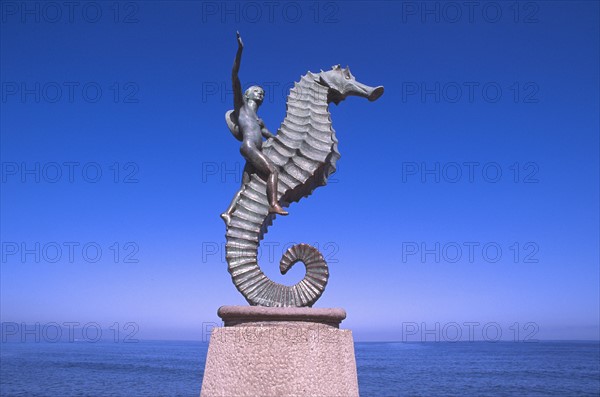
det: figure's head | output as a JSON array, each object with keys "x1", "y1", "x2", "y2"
[
  {"x1": 244, "y1": 85, "x2": 265, "y2": 105},
  {"x1": 317, "y1": 65, "x2": 384, "y2": 105}
]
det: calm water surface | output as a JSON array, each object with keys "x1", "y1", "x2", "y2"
[{"x1": 1, "y1": 341, "x2": 598, "y2": 396}]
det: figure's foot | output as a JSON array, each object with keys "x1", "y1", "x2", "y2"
[
  {"x1": 221, "y1": 212, "x2": 231, "y2": 225},
  {"x1": 269, "y1": 204, "x2": 288, "y2": 216}
]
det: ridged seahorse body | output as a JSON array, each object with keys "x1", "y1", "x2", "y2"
[{"x1": 225, "y1": 72, "x2": 339, "y2": 307}]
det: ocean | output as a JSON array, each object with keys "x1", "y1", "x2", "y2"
[{"x1": 1, "y1": 341, "x2": 598, "y2": 396}]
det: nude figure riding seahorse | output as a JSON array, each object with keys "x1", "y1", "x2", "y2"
[
  {"x1": 221, "y1": 32, "x2": 288, "y2": 224},
  {"x1": 222, "y1": 32, "x2": 383, "y2": 307}
]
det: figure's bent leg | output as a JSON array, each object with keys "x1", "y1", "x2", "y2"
[
  {"x1": 240, "y1": 143, "x2": 288, "y2": 216},
  {"x1": 266, "y1": 171, "x2": 287, "y2": 215},
  {"x1": 221, "y1": 189, "x2": 243, "y2": 225},
  {"x1": 221, "y1": 163, "x2": 255, "y2": 225}
]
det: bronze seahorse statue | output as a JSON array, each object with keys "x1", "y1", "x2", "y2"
[{"x1": 222, "y1": 34, "x2": 384, "y2": 307}]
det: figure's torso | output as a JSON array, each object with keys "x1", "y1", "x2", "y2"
[{"x1": 238, "y1": 106, "x2": 262, "y2": 146}]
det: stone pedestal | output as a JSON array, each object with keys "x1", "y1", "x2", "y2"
[{"x1": 200, "y1": 306, "x2": 359, "y2": 397}]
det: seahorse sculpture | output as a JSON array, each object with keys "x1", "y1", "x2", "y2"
[{"x1": 224, "y1": 55, "x2": 383, "y2": 307}]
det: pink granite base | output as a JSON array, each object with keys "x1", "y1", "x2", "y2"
[{"x1": 200, "y1": 306, "x2": 359, "y2": 397}]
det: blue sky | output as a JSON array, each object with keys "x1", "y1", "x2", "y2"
[{"x1": 1, "y1": 1, "x2": 598, "y2": 342}]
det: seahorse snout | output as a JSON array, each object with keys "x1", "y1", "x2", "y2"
[{"x1": 368, "y1": 85, "x2": 384, "y2": 101}]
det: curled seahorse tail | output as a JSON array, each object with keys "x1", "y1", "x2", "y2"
[
  {"x1": 225, "y1": 180, "x2": 329, "y2": 307},
  {"x1": 280, "y1": 243, "x2": 329, "y2": 306}
]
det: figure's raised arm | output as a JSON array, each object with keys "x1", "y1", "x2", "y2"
[{"x1": 232, "y1": 31, "x2": 244, "y2": 112}]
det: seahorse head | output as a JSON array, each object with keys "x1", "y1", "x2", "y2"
[{"x1": 316, "y1": 64, "x2": 384, "y2": 105}]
